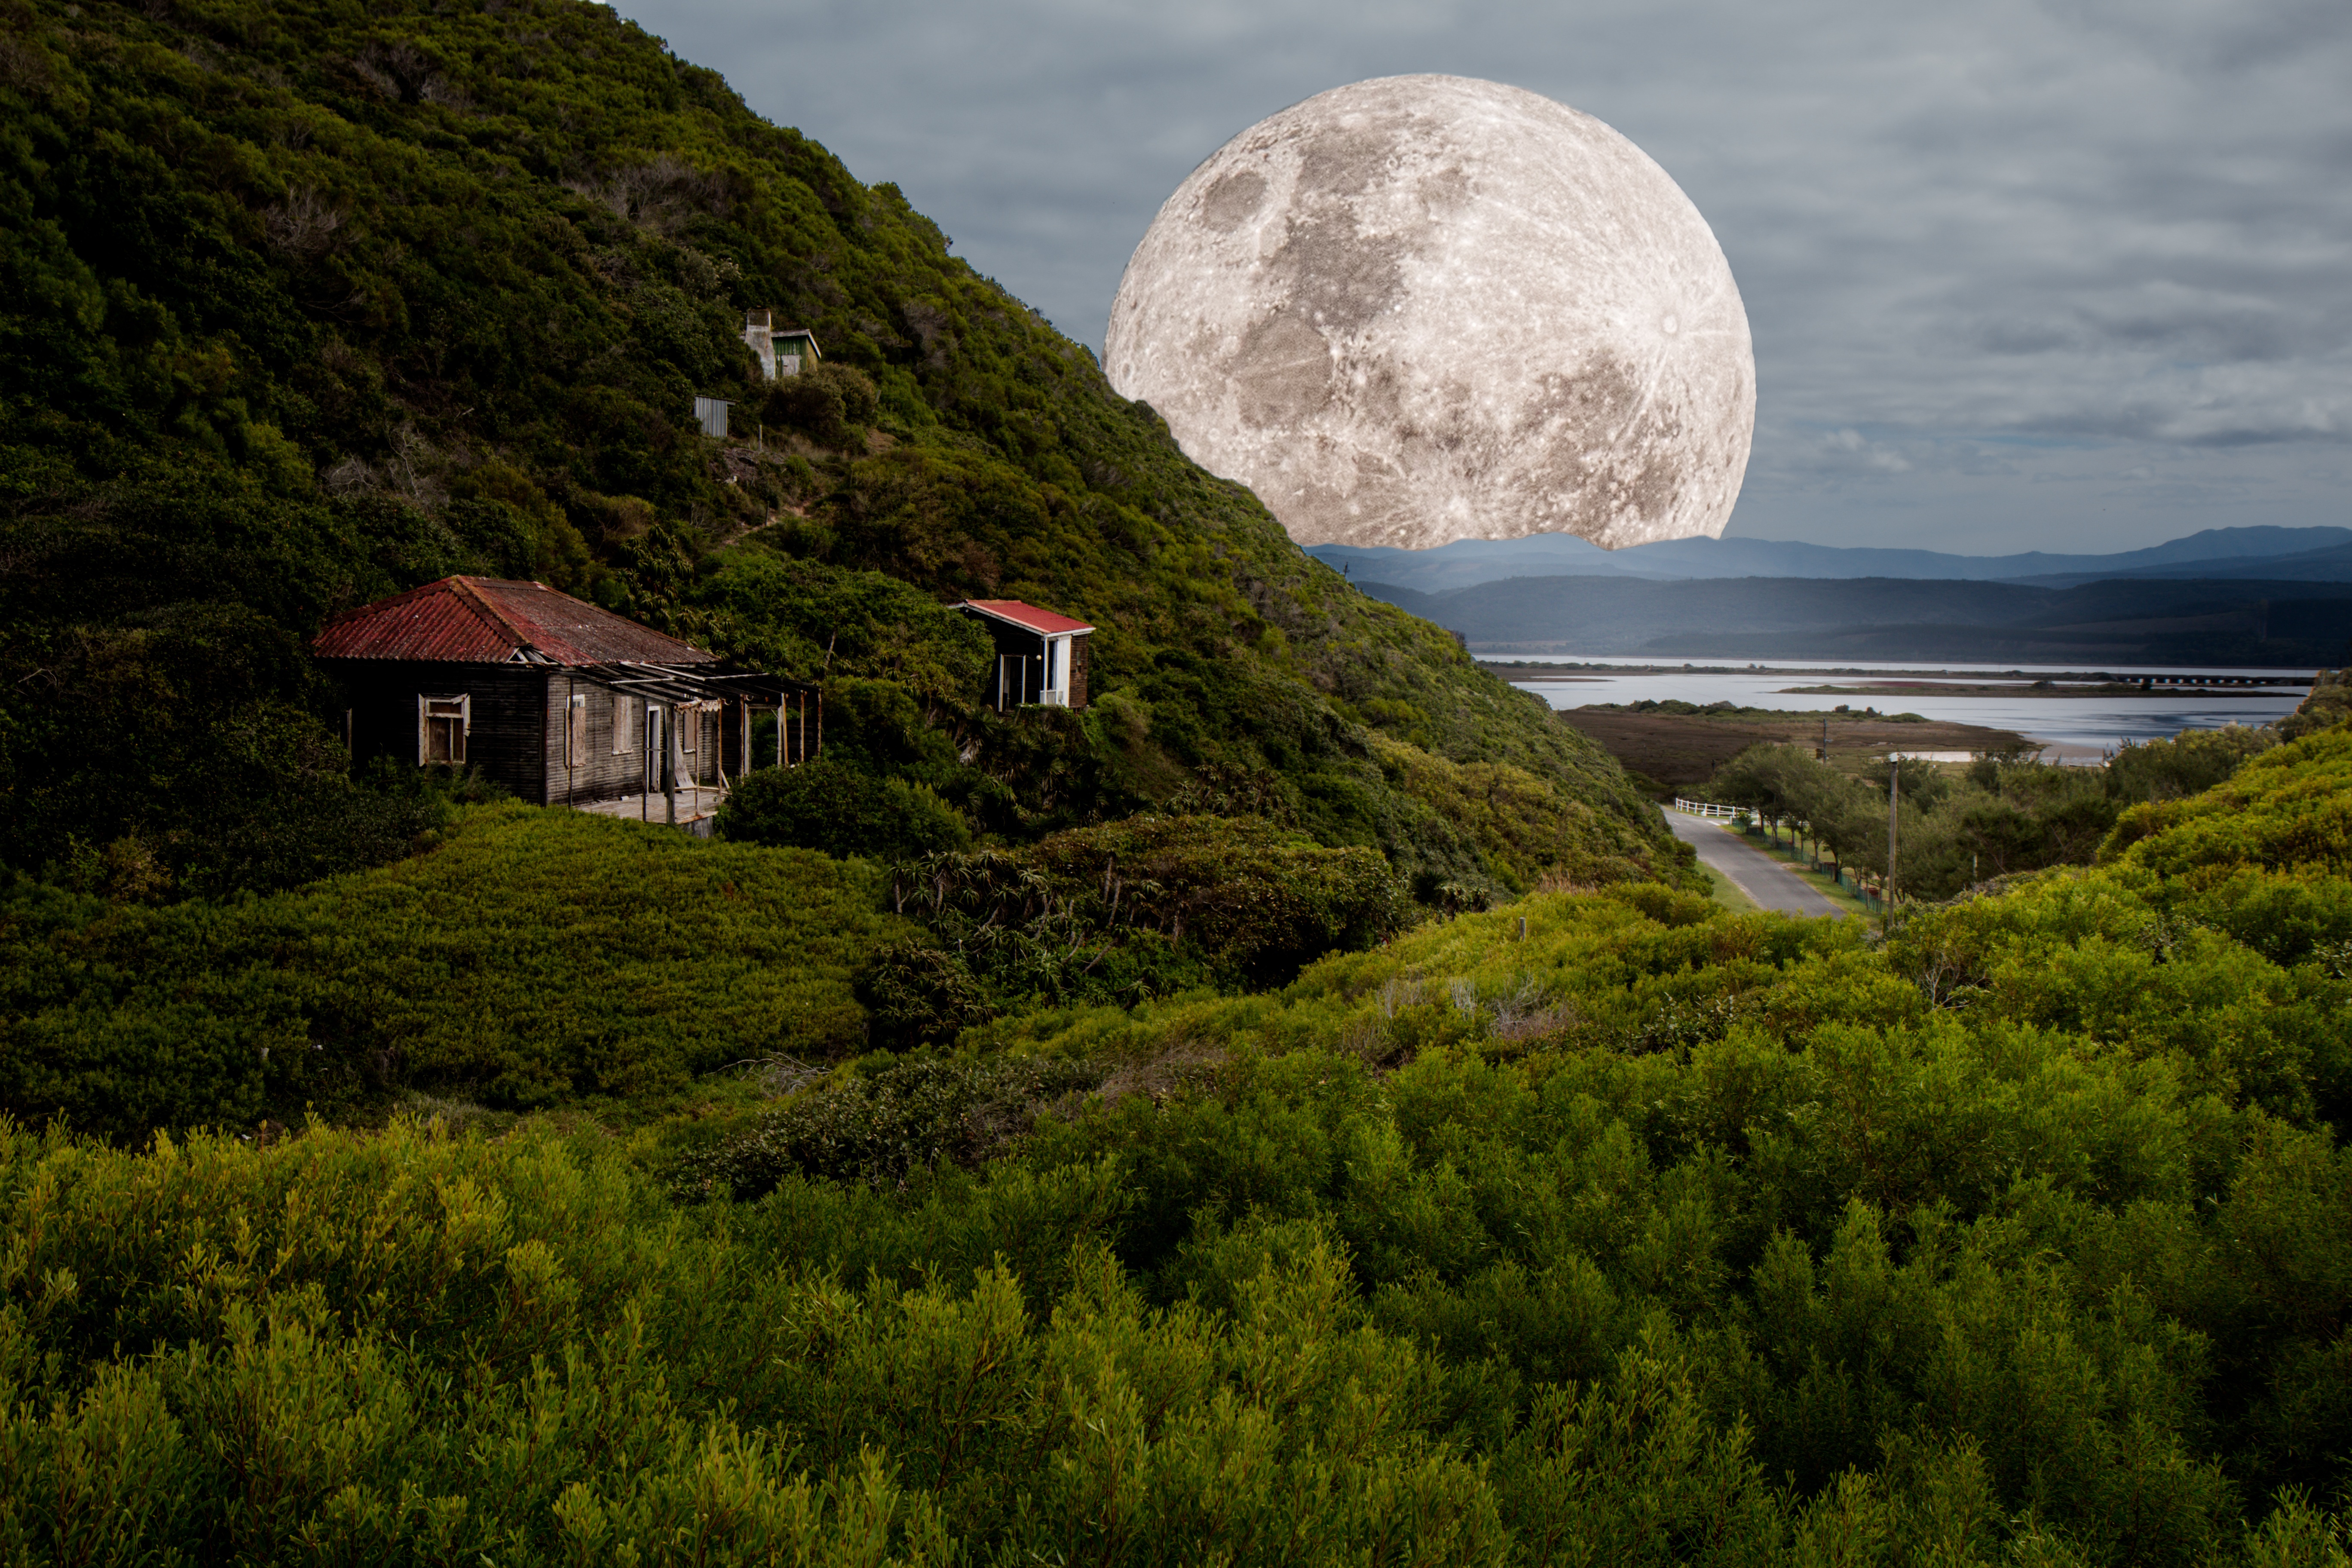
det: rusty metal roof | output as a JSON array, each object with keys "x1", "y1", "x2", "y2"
[
  {"x1": 312, "y1": 578, "x2": 719, "y2": 667},
  {"x1": 956, "y1": 599, "x2": 1095, "y2": 636}
]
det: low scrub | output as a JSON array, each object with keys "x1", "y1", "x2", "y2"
[
  {"x1": 11, "y1": 733, "x2": 2352, "y2": 1558},
  {"x1": 0, "y1": 803, "x2": 906, "y2": 1137},
  {"x1": 862, "y1": 815, "x2": 1411, "y2": 1044}
]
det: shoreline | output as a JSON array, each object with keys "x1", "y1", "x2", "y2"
[{"x1": 1480, "y1": 659, "x2": 2311, "y2": 694}]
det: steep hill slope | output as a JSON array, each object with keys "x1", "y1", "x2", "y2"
[{"x1": 0, "y1": 0, "x2": 1675, "y2": 898}]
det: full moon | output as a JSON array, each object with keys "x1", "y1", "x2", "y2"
[{"x1": 1105, "y1": 75, "x2": 1754, "y2": 551}]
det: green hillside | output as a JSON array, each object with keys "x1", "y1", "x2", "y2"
[
  {"x1": 0, "y1": 0, "x2": 1673, "y2": 901},
  {"x1": 6, "y1": 708, "x2": 2352, "y2": 1563}
]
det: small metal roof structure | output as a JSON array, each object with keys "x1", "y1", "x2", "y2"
[
  {"x1": 314, "y1": 577, "x2": 719, "y2": 668},
  {"x1": 742, "y1": 309, "x2": 821, "y2": 379},
  {"x1": 955, "y1": 599, "x2": 1095, "y2": 637}
]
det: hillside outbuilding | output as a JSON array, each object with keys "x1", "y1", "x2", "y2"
[
  {"x1": 742, "y1": 309, "x2": 820, "y2": 380},
  {"x1": 312, "y1": 576, "x2": 815, "y2": 828},
  {"x1": 955, "y1": 599, "x2": 1094, "y2": 710}
]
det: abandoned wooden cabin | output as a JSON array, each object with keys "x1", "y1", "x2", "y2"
[
  {"x1": 312, "y1": 576, "x2": 817, "y2": 830},
  {"x1": 955, "y1": 600, "x2": 1094, "y2": 711}
]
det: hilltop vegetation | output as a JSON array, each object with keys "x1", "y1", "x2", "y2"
[
  {"x1": 0, "y1": 804, "x2": 907, "y2": 1139},
  {"x1": 0, "y1": 0, "x2": 1672, "y2": 903},
  {"x1": 8, "y1": 716, "x2": 2352, "y2": 1562}
]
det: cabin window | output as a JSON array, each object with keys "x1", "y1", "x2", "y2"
[
  {"x1": 567, "y1": 694, "x2": 588, "y2": 766},
  {"x1": 612, "y1": 691, "x2": 631, "y2": 753},
  {"x1": 419, "y1": 694, "x2": 469, "y2": 765},
  {"x1": 680, "y1": 707, "x2": 698, "y2": 753}
]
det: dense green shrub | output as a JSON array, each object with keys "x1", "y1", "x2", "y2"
[
  {"x1": 717, "y1": 755, "x2": 973, "y2": 861},
  {"x1": 2102, "y1": 725, "x2": 2277, "y2": 802},
  {"x1": 0, "y1": 803, "x2": 907, "y2": 1136},
  {"x1": 9, "y1": 726, "x2": 2352, "y2": 1559},
  {"x1": 2280, "y1": 668, "x2": 2351, "y2": 739},
  {"x1": 692, "y1": 556, "x2": 992, "y2": 710},
  {"x1": 681, "y1": 1054, "x2": 1108, "y2": 1198},
  {"x1": 760, "y1": 361, "x2": 880, "y2": 444},
  {"x1": 869, "y1": 814, "x2": 1409, "y2": 1032},
  {"x1": 2102, "y1": 722, "x2": 2352, "y2": 873}
]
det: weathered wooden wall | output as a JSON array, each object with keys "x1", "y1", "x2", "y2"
[
  {"x1": 541, "y1": 674, "x2": 659, "y2": 806},
  {"x1": 327, "y1": 664, "x2": 819, "y2": 809},
  {"x1": 329, "y1": 662, "x2": 550, "y2": 801}
]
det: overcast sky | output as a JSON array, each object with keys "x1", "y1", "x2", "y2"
[{"x1": 614, "y1": 0, "x2": 2350, "y2": 556}]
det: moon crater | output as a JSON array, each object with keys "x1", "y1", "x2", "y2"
[{"x1": 1106, "y1": 75, "x2": 1755, "y2": 551}]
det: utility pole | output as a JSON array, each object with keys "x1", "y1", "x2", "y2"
[{"x1": 1886, "y1": 758, "x2": 1900, "y2": 921}]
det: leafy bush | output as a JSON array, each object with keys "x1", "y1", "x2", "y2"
[
  {"x1": 717, "y1": 754, "x2": 972, "y2": 861},
  {"x1": 2104, "y1": 723, "x2": 2279, "y2": 802},
  {"x1": 9, "y1": 730, "x2": 2352, "y2": 1558},
  {"x1": 873, "y1": 815, "x2": 1410, "y2": 1029},
  {"x1": 0, "y1": 803, "x2": 907, "y2": 1136},
  {"x1": 2103, "y1": 722, "x2": 2352, "y2": 876},
  {"x1": 681, "y1": 1054, "x2": 1107, "y2": 1197},
  {"x1": 2279, "y1": 667, "x2": 2352, "y2": 739},
  {"x1": 692, "y1": 554, "x2": 992, "y2": 709},
  {"x1": 858, "y1": 940, "x2": 999, "y2": 1047},
  {"x1": 1, "y1": 603, "x2": 452, "y2": 898},
  {"x1": 760, "y1": 361, "x2": 880, "y2": 444}
]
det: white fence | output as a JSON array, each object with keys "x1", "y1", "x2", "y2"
[{"x1": 1672, "y1": 798, "x2": 1746, "y2": 819}]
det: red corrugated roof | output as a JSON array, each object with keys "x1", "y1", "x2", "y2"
[
  {"x1": 312, "y1": 578, "x2": 718, "y2": 666},
  {"x1": 956, "y1": 599, "x2": 1095, "y2": 636}
]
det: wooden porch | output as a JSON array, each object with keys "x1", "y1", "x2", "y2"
[{"x1": 576, "y1": 785, "x2": 729, "y2": 834}]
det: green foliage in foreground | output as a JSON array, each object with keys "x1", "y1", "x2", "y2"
[
  {"x1": 863, "y1": 815, "x2": 1412, "y2": 1041},
  {"x1": 12, "y1": 732, "x2": 2346, "y2": 1560},
  {"x1": 2281, "y1": 668, "x2": 2352, "y2": 741},
  {"x1": 0, "y1": 804, "x2": 906, "y2": 1137},
  {"x1": 719, "y1": 755, "x2": 975, "y2": 864}
]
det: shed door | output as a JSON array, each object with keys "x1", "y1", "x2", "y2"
[{"x1": 643, "y1": 704, "x2": 668, "y2": 793}]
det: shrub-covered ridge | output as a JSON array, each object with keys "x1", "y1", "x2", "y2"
[{"x1": 9, "y1": 726, "x2": 2352, "y2": 1561}]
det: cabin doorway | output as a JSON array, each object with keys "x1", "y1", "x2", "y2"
[{"x1": 643, "y1": 703, "x2": 668, "y2": 794}]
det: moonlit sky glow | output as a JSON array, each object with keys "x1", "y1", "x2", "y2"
[{"x1": 613, "y1": 0, "x2": 2352, "y2": 555}]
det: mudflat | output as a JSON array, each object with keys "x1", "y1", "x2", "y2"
[{"x1": 1548, "y1": 706, "x2": 2028, "y2": 795}]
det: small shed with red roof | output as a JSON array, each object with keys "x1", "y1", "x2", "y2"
[
  {"x1": 954, "y1": 599, "x2": 1094, "y2": 711},
  {"x1": 313, "y1": 576, "x2": 813, "y2": 821}
]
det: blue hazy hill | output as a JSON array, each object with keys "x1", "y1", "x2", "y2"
[{"x1": 1310, "y1": 525, "x2": 2352, "y2": 594}]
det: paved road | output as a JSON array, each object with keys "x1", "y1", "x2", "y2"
[{"x1": 1665, "y1": 811, "x2": 1848, "y2": 919}]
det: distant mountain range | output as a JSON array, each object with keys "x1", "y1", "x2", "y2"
[
  {"x1": 1352, "y1": 573, "x2": 2352, "y2": 668},
  {"x1": 1309, "y1": 525, "x2": 2352, "y2": 595}
]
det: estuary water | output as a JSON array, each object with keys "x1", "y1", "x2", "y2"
[{"x1": 1498, "y1": 657, "x2": 2312, "y2": 757}]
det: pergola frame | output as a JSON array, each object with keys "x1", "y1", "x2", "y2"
[{"x1": 577, "y1": 662, "x2": 820, "y2": 781}]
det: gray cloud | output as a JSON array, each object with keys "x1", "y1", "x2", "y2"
[{"x1": 615, "y1": 0, "x2": 2352, "y2": 554}]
